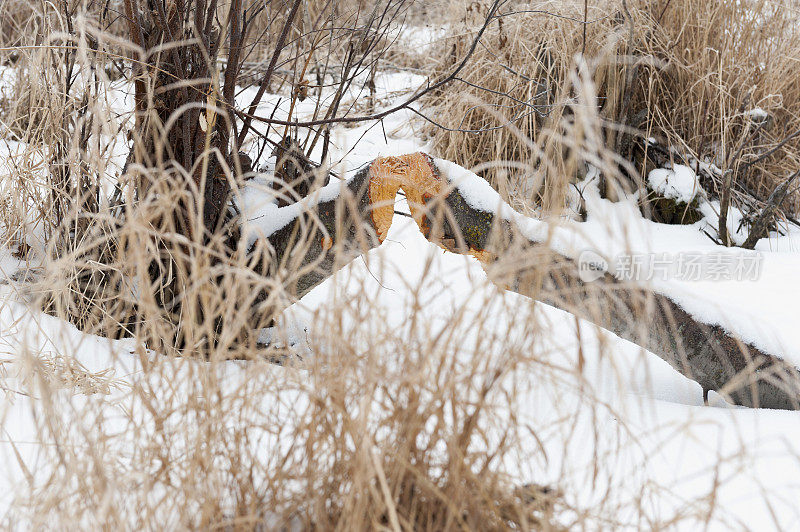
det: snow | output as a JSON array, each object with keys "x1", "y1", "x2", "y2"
[
  {"x1": 433, "y1": 158, "x2": 800, "y2": 369},
  {"x1": 2, "y1": 63, "x2": 800, "y2": 529},
  {"x1": 397, "y1": 25, "x2": 450, "y2": 53},
  {"x1": 434, "y1": 157, "x2": 515, "y2": 218},
  {"x1": 4, "y1": 212, "x2": 800, "y2": 528},
  {"x1": 698, "y1": 199, "x2": 749, "y2": 246},
  {"x1": 647, "y1": 164, "x2": 700, "y2": 203},
  {"x1": 746, "y1": 107, "x2": 770, "y2": 121},
  {"x1": 230, "y1": 213, "x2": 800, "y2": 528}
]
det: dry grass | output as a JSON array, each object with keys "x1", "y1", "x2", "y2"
[
  {"x1": 0, "y1": 0, "x2": 796, "y2": 530},
  {"x1": 3, "y1": 288, "x2": 574, "y2": 529},
  {"x1": 0, "y1": 3, "x2": 572, "y2": 529},
  {"x1": 422, "y1": 0, "x2": 800, "y2": 214}
]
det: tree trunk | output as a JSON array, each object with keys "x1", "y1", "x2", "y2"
[
  {"x1": 117, "y1": 0, "x2": 250, "y2": 346},
  {"x1": 250, "y1": 153, "x2": 800, "y2": 409},
  {"x1": 123, "y1": 0, "x2": 235, "y2": 233}
]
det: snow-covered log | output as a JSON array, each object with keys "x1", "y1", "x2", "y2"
[
  {"x1": 246, "y1": 162, "x2": 382, "y2": 300},
  {"x1": 245, "y1": 153, "x2": 800, "y2": 409}
]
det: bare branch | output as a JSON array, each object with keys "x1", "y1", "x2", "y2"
[{"x1": 741, "y1": 169, "x2": 800, "y2": 249}]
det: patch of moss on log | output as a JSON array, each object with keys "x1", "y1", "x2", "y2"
[{"x1": 643, "y1": 190, "x2": 703, "y2": 225}]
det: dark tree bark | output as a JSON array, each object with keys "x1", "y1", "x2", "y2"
[
  {"x1": 123, "y1": 0, "x2": 240, "y2": 235},
  {"x1": 115, "y1": 0, "x2": 261, "y2": 344},
  {"x1": 249, "y1": 165, "x2": 381, "y2": 301}
]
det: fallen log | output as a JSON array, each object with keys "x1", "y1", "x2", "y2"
[{"x1": 246, "y1": 153, "x2": 800, "y2": 409}]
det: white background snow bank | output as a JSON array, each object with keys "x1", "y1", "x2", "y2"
[{"x1": 3, "y1": 212, "x2": 800, "y2": 529}]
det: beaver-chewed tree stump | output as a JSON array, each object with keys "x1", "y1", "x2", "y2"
[{"x1": 248, "y1": 152, "x2": 800, "y2": 410}]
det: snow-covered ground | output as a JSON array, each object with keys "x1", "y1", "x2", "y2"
[
  {"x1": 3, "y1": 203, "x2": 800, "y2": 528},
  {"x1": 2, "y1": 66, "x2": 800, "y2": 528}
]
